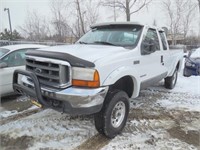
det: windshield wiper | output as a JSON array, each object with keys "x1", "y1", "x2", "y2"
[
  {"x1": 78, "y1": 41, "x2": 89, "y2": 44},
  {"x1": 93, "y1": 41, "x2": 117, "y2": 46}
]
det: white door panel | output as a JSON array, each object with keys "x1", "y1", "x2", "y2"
[
  {"x1": 0, "y1": 66, "x2": 25, "y2": 95},
  {"x1": 139, "y1": 28, "x2": 167, "y2": 83},
  {"x1": 139, "y1": 51, "x2": 166, "y2": 82}
]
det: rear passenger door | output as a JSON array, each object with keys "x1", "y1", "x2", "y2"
[
  {"x1": 139, "y1": 28, "x2": 167, "y2": 89},
  {"x1": 159, "y1": 31, "x2": 171, "y2": 72}
]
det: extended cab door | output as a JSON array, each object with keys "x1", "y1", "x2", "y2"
[
  {"x1": 158, "y1": 31, "x2": 172, "y2": 73},
  {"x1": 139, "y1": 28, "x2": 167, "y2": 89}
]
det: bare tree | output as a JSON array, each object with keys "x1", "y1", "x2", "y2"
[
  {"x1": 75, "y1": 0, "x2": 86, "y2": 34},
  {"x1": 69, "y1": 0, "x2": 101, "y2": 39},
  {"x1": 50, "y1": 0, "x2": 71, "y2": 42},
  {"x1": 197, "y1": 0, "x2": 200, "y2": 38},
  {"x1": 102, "y1": 0, "x2": 152, "y2": 21},
  {"x1": 162, "y1": 0, "x2": 197, "y2": 45},
  {"x1": 50, "y1": 0, "x2": 100, "y2": 41},
  {"x1": 19, "y1": 11, "x2": 51, "y2": 41},
  {"x1": 85, "y1": 0, "x2": 100, "y2": 26},
  {"x1": 197, "y1": 0, "x2": 200, "y2": 13},
  {"x1": 162, "y1": 0, "x2": 177, "y2": 45},
  {"x1": 182, "y1": 0, "x2": 197, "y2": 39}
]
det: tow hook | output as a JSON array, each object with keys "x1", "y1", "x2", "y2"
[{"x1": 52, "y1": 100, "x2": 60, "y2": 107}]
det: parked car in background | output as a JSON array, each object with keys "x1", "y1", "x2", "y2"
[
  {"x1": 0, "y1": 44, "x2": 47, "y2": 97},
  {"x1": 183, "y1": 47, "x2": 200, "y2": 77}
]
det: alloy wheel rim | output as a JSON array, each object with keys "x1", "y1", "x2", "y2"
[{"x1": 111, "y1": 101, "x2": 126, "y2": 128}]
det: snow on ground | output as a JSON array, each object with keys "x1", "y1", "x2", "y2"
[
  {"x1": 0, "y1": 95, "x2": 33, "y2": 119},
  {"x1": 102, "y1": 73, "x2": 200, "y2": 150},
  {"x1": 0, "y1": 105, "x2": 38, "y2": 119},
  {"x1": 0, "y1": 72, "x2": 200, "y2": 150},
  {"x1": 159, "y1": 74, "x2": 200, "y2": 112},
  {"x1": 173, "y1": 74, "x2": 200, "y2": 95},
  {"x1": 0, "y1": 109, "x2": 97, "y2": 150},
  {"x1": 0, "y1": 110, "x2": 18, "y2": 118}
]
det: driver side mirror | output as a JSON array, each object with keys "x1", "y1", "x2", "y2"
[{"x1": 0, "y1": 62, "x2": 8, "y2": 68}]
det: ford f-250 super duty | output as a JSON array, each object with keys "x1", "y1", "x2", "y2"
[{"x1": 13, "y1": 22, "x2": 183, "y2": 138}]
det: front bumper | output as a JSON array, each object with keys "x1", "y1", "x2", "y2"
[
  {"x1": 184, "y1": 65, "x2": 200, "y2": 76},
  {"x1": 13, "y1": 69, "x2": 108, "y2": 115}
]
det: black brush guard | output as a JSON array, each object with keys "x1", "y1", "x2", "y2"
[{"x1": 13, "y1": 69, "x2": 49, "y2": 107}]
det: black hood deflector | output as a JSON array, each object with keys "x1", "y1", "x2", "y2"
[{"x1": 26, "y1": 50, "x2": 95, "y2": 68}]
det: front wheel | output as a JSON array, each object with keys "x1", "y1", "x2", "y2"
[
  {"x1": 165, "y1": 68, "x2": 178, "y2": 89},
  {"x1": 94, "y1": 90, "x2": 130, "y2": 138}
]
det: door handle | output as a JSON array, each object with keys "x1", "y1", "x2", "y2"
[{"x1": 161, "y1": 56, "x2": 164, "y2": 65}]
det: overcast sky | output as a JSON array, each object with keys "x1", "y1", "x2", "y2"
[
  {"x1": 1, "y1": 0, "x2": 50, "y2": 32},
  {"x1": 0, "y1": 0, "x2": 199, "y2": 35}
]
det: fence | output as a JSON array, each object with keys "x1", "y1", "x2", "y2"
[{"x1": 0, "y1": 40, "x2": 67, "y2": 47}]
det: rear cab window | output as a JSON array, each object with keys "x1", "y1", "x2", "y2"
[{"x1": 159, "y1": 31, "x2": 168, "y2": 50}]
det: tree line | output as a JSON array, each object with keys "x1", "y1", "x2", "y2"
[{"x1": 1, "y1": 0, "x2": 200, "y2": 45}]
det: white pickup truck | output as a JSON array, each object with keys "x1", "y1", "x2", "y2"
[{"x1": 13, "y1": 22, "x2": 183, "y2": 138}]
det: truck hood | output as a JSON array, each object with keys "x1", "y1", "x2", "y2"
[{"x1": 39, "y1": 44, "x2": 127, "y2": 63}]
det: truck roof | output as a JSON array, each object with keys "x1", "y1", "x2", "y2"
[{"x1": 91, "y1": 22, "x2": 165, "y2": 32}]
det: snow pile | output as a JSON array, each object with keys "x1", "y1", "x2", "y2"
[
  {"x1": 0, "y1": 109, "x2": 97, "y2": 150},
  {"x1": 174, "y1": 74, "x2": 200, "y2": 95},
  {"x1": 158, "y1": 74, "x2": 200, "y2": 112},
  {"x1": 0, "y1": 110, "x2": 18, "y2": 118},
  {"x1": 0, "y1": 105, "x2": 38, "y2": 119}
]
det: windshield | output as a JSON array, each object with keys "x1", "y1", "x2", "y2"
[
  {"x1": 0, "y1": 48, "x2": 10, "y2": 58},
  {"x1": 77, "y1": 25, "x2": 143, "y2": 48},
  {"x1": 191, "y1": 48, "x2": 200, "y2": 58}
]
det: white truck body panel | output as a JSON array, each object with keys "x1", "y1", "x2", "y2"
[{"x1": 13, "y1": 22, "x2": 183, "y2": 114}]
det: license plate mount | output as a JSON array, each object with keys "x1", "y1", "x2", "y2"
[{"x1": 31, "y1": 100, "x2": 42, "y2": 108}]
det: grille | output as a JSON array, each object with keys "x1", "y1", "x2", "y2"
[{"x1": 26, "y1": 58, "x2": 70, "y2": 88}]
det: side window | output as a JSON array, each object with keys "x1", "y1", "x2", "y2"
[
  {"x1": 159, "y1": 31, "x2": 168, "y2": 50},
  {"x1": 141, "y1": 29, "x2": 160, "y2": 55},
  {"x1": 2, "y1": 49, "x2": 29, "y2": 67}
]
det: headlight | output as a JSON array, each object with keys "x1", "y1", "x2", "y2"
[
  {"x1": 186, "y1": 61, "x2": 196, "y2": 68},
  {"x1": 72, "y1": 67, "x2": 100, "y2": 88}
]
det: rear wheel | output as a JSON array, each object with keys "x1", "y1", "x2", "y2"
[
  {"x1": 165, "y1": 68, "x2": 178, "y2": 89},
  {"x1": 94, "y1": 90, "x2": 129, "y2": 138}
]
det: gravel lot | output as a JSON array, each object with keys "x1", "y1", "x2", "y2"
[{"x1": 0, "y1": 74, "x2": 200, "y2": 150}]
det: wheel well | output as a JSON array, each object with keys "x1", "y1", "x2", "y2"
[
  {"x1": 110, "y1": 76, "x2": 134, "y2": 98},
  {"x1": 176, "y1": 61, "x2": 180, "y2": 70}
]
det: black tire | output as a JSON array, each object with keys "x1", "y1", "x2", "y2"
[
  {"x1": 165, "y1": 68, "x2": 178, "y2": 89},
  {"x1": 94, "y1": 90, "x2": 130, "y2": 138}
]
